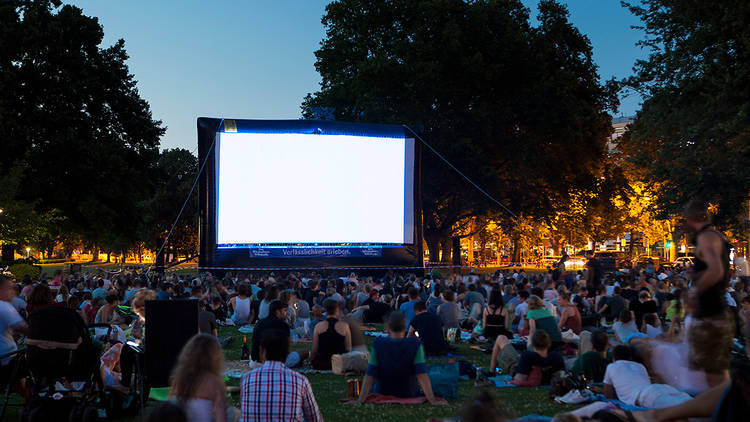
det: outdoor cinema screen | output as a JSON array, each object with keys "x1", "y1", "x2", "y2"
[
  {"x1": 216, "y1": 131, "x2": 414, "y2": 245},
  {"x1": 197, "y1": 118, "x2": 422, "y2": 269}
]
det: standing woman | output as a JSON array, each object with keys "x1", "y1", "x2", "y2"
[{"x1": 169, "y1": 334, "x2": 238, "y2": 422}]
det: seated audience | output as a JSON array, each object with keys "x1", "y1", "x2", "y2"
[
  {"x1": 398, "y1": 287, "x2": 421, "y2": 326},
  {"x1": 557, "y1": 291, "x2": 582, "y2": 335},
  {"x1": 629, "y1": 290, "x2": 658, "y2": 330},
  {"x1": 308, "y1": 305, "x2": 325, "y2": 338},
  {"x1": 357, "y1": 312, "x2": 440, "y2": 403},
  {"x1": 353, "y1": 289, "x2": 391, "y2": 324},
  {"x1": 571, "y1": 330, "x2": 610, "y2": 382},
  {"x1": 228, "y1": 284, "x2": 251, "y2": 325},
  {"x1": 25, "y1": 284, "x2": 59, "y2": 314},
  {"x1": 489, "y1": 331, "x2": 564, "y2": 386},
  {"x1": 0, "y1": 275, "x2": 28, "y2": 388},
  {"x1": 95, "y1": 294, "x2": 124, "y2": 324},
  {"x1": 310, "y1": 300, "x2": 351, "y2": 370},
  {"x1": 483, "y1": 289, "x2": 512, "y2": 341},
  {"x1": 612, "y1": 309, "x2": 644, "y2": 344},
  {"x1": 240, "y1": 329, "x2": 323, "y2": 422},
  {"x1": 251, "y1": 299, "x2": 307, "y2": 368},
  {"x1": 642, "y1": 313, "x2": 663, "y2": 338},
  {"x1": 603, "y1": 345, "x2": 692, "y2": 409},
  {"x1": 611, "y1": 322, "x2": 750, "y2": 421},
  {"x1": 408, "y1": 301, "x2": 449, "y2": 356},
  {"x1": 169, "y1": 334, "x2": 238, "y2": 422},
  {"x1": 525, "y1": 295, "x2": 563, "y2": 349},
  {"x1": 437, "y1": 289, "x2": 460, "y2": 332},
  {"x1": 198, "y1": 301, "x2": 218, "y2": 337}
]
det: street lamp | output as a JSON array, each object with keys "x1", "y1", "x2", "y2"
[{"x1": 26, "y1": 247, "x2": 30, "y2": 258}]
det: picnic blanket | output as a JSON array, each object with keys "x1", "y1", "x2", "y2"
[
  {"x1": 339, "y1": 394, "x2": 449, "y2": 404},
  {"x1": 425, "y1": 353, "x2": 464, "y2": 359},
  {"x1": 489, "y1": 374, "x2": 517, "y2": 388},
  {"x1": 509, "y1": 416, "x2": 552, "y2": 422}
]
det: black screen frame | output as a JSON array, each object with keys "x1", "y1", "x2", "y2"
[{"x1": 197, "y1": 118, "x2": 423, "y2": 269}]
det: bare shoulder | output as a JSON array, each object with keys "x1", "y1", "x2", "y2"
[
  {"x1": 335, "y1": 321, "x2": 351, "y2": 335},
  {"x1": 697, "y1": 230, "x2": 723, "y2": 250}
]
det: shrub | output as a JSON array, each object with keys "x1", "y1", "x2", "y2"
[{"x1": 8, "y1": 263, "x2": 42, "y2": 281}]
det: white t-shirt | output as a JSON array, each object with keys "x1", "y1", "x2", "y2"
[
  {"x1": 645, "y1": 324, "x2": 663, "y2": 338},
  {"x1": 515, "y1": 301, "x2": 529, "y2": 328},
  {"x1": 0, "y1": 301, "x2": 23, "y2": 365},
  {"x1": 603, "y1": 360, "x2": 651, "y2": 406}
]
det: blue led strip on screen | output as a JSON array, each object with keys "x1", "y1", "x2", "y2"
[{"x1": 193, "y1": 265, "x2": 468, "y2": 271}]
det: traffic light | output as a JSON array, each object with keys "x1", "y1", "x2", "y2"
[{"x1": 665, "y1": 241, "x2": 672, "y2": 249}]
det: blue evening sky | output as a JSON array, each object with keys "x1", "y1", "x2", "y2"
[{"x1": 65, "y1": 0, "x2": 647, "y2": 151}]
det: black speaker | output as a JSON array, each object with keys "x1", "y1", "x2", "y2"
[
  {"x1": 145, "y1": 300, "x2": 200, "y2": 387},
  {"x1": 452, "y1": 236, "x2": 461, "y2": 266}
]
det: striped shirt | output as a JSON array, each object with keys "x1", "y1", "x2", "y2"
[{"x1": 240, "y1": 360, "x2": 323, "y2": 422}]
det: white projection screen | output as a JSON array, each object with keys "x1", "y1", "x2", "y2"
[{"x1": 215, "y1": 131, "x2": 415, "y2": 245}]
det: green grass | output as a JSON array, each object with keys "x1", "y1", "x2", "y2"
[
  {"x1": 4, "y1": 325, "x2": 579, "y2": 421},
  {"x1": 218, "y1": 326, "x2": 579, "y2": 422}
]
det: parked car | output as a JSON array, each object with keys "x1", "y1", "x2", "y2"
[{"x1": 672, "y1": 256, "x2": 695, "y2": 267}]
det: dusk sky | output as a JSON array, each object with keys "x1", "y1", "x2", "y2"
[{"x1": 66, "y1": 0, "x2": 647, "y2": 151}]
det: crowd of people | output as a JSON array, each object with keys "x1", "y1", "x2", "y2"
[{"x1": 1, "y1": 200, "x2": 749, "y2": 421}]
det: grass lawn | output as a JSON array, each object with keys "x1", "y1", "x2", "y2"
[
  {"x1": 4, "y1": 325, "x2": 579, "y2": 422},
  {"x1": 219, "y1": 325, "x2": 579, "y2": 422}
]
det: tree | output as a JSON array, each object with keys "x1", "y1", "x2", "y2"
[
  {"x1": 302, "y1": 0, "x2": 619, "y2": 260},
  {"x1": 0, "y1": 163, "x2": 61, "y2": 261},
  {"x1": 0, "y1": 0, "x2": 164, "y2": 253},
  {"x1": 139, "y1": 149, "x2": 199, "y2": 263},
  {"x1": 621, "y1": 0, "x2": 750, "y2": 230}
]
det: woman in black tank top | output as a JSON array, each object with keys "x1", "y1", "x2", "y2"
[
  {"x1": 311, "y1": 302, "x2": 351, "y2": 369},
  {"x1": 483, "y1": 289, "x2": 512, "y2": 340},
  {"x1": 691, "y1": 224, "x2": 731, "y2": 318}
]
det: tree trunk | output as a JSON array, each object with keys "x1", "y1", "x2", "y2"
[
  {"x1": 511, "y1": 236, "x2": 521, "y2": 263},
  {"x1": 440, "y1": 236, "x2": 452, "y2": 263},
  {"x1": 106, "y1": 251, "x2": 111, "y2": 263},
  {"x1": 92, "y1": 246, "x2": 100, "y2": 262},
  {"x1": 425, "y1": 233, "x2": 441, "y2": 263}
]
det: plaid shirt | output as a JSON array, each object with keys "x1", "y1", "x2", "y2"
[{"x1": 240, "y1": 360, "x2": 323, "y2": 422}]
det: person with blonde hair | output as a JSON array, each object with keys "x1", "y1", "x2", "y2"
[
  {"x1": 170, "y1": 334, "x2": 237, "y2": 422},
  {"x1": 525, "y1": 295, "x2": 563, "y2": 350}
]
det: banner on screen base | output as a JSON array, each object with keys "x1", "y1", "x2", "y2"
[{"x1": 248, "y1": 247, "x2": 382, "y2": 258}]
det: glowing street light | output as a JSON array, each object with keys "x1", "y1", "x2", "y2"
[{"x1": 26, "y1": 247, "x2": 30, "y2": 258}]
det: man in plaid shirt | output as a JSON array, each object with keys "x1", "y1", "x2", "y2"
[{"x1": 240, "y1": 329, "x2": 323, "y2": 422}]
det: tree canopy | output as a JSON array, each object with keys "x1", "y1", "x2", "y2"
[
  {"x1": 621, "y1": 0, "x2": 750, "y2": 229},
  {"x1": 0, "y1": 0, "x2": 165, "y2": 258},
  {"x1": 302, "y1": 0, "x2": 620, "y2": 259}
]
